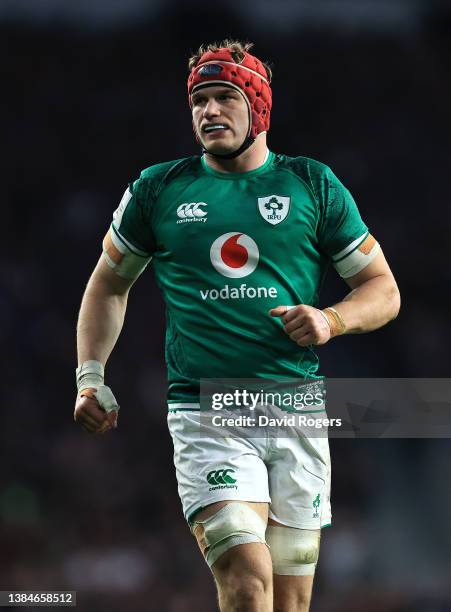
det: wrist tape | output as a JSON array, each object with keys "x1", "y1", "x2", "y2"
[
  {"x1": 76, "y1": 360, "x2": 104, "y2": 391},
  {"x1": 76, "y1": 360, "x2": 120, "y2": 413},
  {"x1": 321, "y1": 307, "x2": 347, "y2": 337}
]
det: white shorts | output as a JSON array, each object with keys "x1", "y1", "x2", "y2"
[{"x1": 167, "y1": 410, "x2": 332, "y2": 529}]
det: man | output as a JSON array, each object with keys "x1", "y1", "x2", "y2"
[{"x1": 74, "y1": 40, "x2": 400, "y2": 611}]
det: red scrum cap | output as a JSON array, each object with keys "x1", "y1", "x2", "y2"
[{"x1": 187, "y1": 47, "x2": 272, "y2": 139}]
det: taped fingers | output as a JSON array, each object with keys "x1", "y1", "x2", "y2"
[
  {"x1": 281, "y1": 305, "x2": 298, "y2": 324},
  {"x1": 75, "y1": 362, "x2": 119, "y2": 433}
]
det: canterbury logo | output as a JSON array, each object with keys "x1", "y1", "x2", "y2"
[
  {"x1": 206, "y1": 468, "x2": 237, "y2": 485},
  {"x1": 177, "y1": 202, "x2": 207, "y2": 218}
]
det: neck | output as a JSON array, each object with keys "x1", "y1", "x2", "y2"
[{"x1": 203, "y1": 133, "x2": 268, "y2": 173}]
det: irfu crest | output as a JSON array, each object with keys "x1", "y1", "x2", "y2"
[{"x1": 258, "y1": 195, "x2": 291, "y2": 225}]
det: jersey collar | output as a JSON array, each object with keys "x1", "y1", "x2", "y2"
[{"x1": 200, "y1": 150, "x2": 274, "y2": 179}]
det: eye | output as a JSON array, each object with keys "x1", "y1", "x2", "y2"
[{"x1": 193, "y1": 96, "x2": 206, "y2": 106}]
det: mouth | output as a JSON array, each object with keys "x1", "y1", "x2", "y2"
[{"x1": 203, "y1": 124, "x2": 229, "y2": 134}]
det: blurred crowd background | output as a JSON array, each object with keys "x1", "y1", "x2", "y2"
[{"x1": 2, "y1": 0, "x2": 451, "y2": 610}]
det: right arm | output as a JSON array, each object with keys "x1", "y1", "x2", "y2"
[
  {"x1": 77, "y1": 256, "x2": 135, "y2": 365},
  {"x1": 74, "y1": 176, "x2": 154, "y2": 433},
  {"x1": 74, "y1": 256, "x2": 136, "y2": 433}
]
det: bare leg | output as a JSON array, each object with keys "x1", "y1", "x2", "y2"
[
  {"x1": 268, "y1": 518, "x2": 318, "y2": 612},
  {"x1": 273, "y1": 574, "x2": 314, "y2": 612},
  {"x1": 193, "y1": 501, "x2": 272, "y2": 612}
]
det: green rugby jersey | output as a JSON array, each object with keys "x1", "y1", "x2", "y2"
[{"x1": 109, "y1": 151, "x2": 372, "y2": 406}]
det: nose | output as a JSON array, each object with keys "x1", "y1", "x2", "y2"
[{"x1": 203, "y1": 98, "x2": 221, "y2": 119}]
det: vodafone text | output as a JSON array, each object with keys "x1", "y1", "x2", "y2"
[{"x1": 200, "y1": 284, "x2": 278, "y2": 301}]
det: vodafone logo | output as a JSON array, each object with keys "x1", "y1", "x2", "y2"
[
  {"x1": 202, "y1": 233, "x2": 275, "y2": 300},
  {"x1": 210, "y1": 233, "x2": 259, "y2": 278}
]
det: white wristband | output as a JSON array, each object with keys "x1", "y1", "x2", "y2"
[
  {"x1": 76, "y1": 360, "x2": 120, "y2": 413},
  {"x1": 76, "y1": 360, "x2": 104, "y2": 392}
]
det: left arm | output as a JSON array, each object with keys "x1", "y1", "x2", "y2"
[
  {"x1": 326, "y1": 247, "x2": 400, "y2": 334},
  {"x1": 270, "y1": 248, "x2": 400, "y2": 346}
]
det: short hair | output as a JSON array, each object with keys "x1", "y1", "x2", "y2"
[{"x1": 188, "y1": 39, "x2": 273, "y2": 83}]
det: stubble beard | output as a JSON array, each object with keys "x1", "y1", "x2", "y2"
[{"x1": 198, "y1": 128, "x2": 245, "y2": 156}]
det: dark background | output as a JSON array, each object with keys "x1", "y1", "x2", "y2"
[{"x1": 2, "y1": 1, "x2": 451, "y2": 610}]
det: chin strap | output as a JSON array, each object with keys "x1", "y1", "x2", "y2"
[{"x1": 202, "y1": 135, "x2": 255, "y2": 160}]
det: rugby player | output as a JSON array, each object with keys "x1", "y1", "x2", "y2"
[{"x1": 74, "y1": 40, "x2": 400, "y2": 611}]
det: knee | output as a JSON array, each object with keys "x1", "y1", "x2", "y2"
[
  {"x1": 222, "y1": 571, "x2": 271, "y2": 604},
  {"x1": 215, "y1": 542, "x2": 272, "y2": 606},
  {"x1": 274, "y1": 592, "x2": 311, "y2": 612}
]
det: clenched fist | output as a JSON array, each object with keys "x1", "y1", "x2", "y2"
[
  {"x1": 74, "y1": 387, "x2": 118, "y2": 434},
  {"x1": 269, "y1": 304, "x2": 331, "y2": 347}
]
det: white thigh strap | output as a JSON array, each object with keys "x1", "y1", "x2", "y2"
[
  {"x1": 193, "y1": 503, "x2": 267, "y2": 568},
  {"x1": 266, "y1": 525, "x2": 320, "y2": 576}
]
